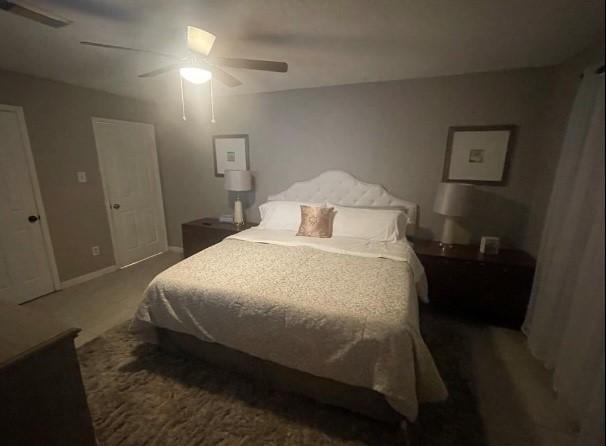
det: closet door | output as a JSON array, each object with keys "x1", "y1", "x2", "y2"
[
  {"x1": 92, "y1": 118, "x2": 167, "y2": 267},
  {"x1": 0, "y1": 106, "x2": 56, "y2": 303}
]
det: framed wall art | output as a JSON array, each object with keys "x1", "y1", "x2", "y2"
[
  {"x1": 213, "y1": 134, "x2": 250, "y2": 177},
  {"x1": 442, "y1": 125, "x2": 516, "y2": 185}
]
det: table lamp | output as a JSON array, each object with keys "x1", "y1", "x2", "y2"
[
  {"x1": 433, "y1": 182, "x2": 474, "y2": 245},
  {"x1": 224, "y1": 170, "x2": 252, "y2": 227}
]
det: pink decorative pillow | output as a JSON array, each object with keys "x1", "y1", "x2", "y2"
[{"x1": 296, "y1": 205, "x2": 335, "y2": 238}]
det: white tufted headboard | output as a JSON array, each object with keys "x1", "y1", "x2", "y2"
[{"x1": 267, "y1": 170, "x2": 418, "y2": 237}]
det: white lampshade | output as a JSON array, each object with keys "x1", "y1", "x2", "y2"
[
  {"x1": 224, "y1": 170, "x2": 252, "y2": 192},
  {"x1": 433, "y1": 183, "x2": 474, "y2": 217}
]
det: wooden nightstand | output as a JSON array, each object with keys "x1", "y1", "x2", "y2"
[
  {"x1": 414, "y1": 240, "x2": 536, "y2": 329},
  {"x1": 182, "y1": 218, "x2": 256, "y2": 258}
]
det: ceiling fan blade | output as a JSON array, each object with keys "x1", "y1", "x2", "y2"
[
  {"x1": 1, "y1": 0, "x2": 71, "y2": 27},
  {"x1": 211, "y1": 57, "x2": 288, "y2": 73},
  {"x1": 187, "y1": 25, "x2": 216, "y2": 56},
  {"x1": 209, "y1": 66, "x2": 242, "y2": 87},
  {"x1": 138, "y1": 64, "x2": 181, "y2": 78},
  {"x1": 80, "y1": 41, "x2": 181, "y2": 60}
]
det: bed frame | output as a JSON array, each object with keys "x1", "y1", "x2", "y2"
[
  {"x1": 157, "y1": 328, "x2": 402, "y2": 423},
  {"x1": 156, "y1": 171, "x2": 420, "y2": 431}
]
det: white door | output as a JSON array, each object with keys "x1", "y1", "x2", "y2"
[
  {"x1": 92, "y1": 118, "x2": 167, "y2": 267},
  {"x1": 0, "y1": 106, "x2": 58, "y2": 303}
]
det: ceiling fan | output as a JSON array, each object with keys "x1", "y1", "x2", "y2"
[
  {"x1": 1, "y1": 2, "x2": 288, "y2": 88},
  {"x1": 81, "y1": 26, "x2": 288, "y2": 121},
  {"x1": 80, "y1": 26, "x2": 288, "y2": 89},
  {"x1": 2, "y1": 1, "x2": 288, "y2": 120}
]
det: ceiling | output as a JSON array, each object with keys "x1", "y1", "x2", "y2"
[{"x1": 0, "y1": 0, "x2": 603, "y2": 102}]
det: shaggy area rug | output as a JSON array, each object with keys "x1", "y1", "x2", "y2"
[{"x1": 78, "y1": 311, "x2": 487, "y2": 446}]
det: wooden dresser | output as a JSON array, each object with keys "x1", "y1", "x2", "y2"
[
  {"x1": 414, "y1": 240, "x2": 536, "y2": 329},
  {"x1": 0, "y1": 302, "x2": 96, "y2": 446},
  {"x1": 182, "y1": 218, "x2": 256, "y2": 258}
]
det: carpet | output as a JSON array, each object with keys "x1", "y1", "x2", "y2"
[{"x1": 78, "y1": 311, "x2": 487, "y2": 445}]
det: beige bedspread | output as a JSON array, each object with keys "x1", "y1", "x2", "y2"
[{"x1": 132, "y1": 233, "x2": 447, "y2": 420}]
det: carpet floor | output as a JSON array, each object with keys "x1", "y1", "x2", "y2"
[{"x1": 78, "y1": 311, "x2": 488, "y2": 446}]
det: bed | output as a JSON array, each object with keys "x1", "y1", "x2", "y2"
[{"x1": 132, "y1": 170, "x2": 447, "y2": 424}]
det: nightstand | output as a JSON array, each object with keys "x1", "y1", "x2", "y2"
[
  {"x1": 414, "y1": 240, "x2": 536, "y2": 329},
  {"x1": 182, "y1": 218, "x2": 256, "y2": 258}
]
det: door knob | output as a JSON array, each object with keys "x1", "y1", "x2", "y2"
[
  {"x1": 28, "y1": 215, "x2": 39, "y2": 223},
  {"x1": 112, "y1": 203, "x2": 121, "y2": 209}
]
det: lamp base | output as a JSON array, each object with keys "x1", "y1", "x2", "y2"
[
  {"x1": 234, "y1": 199, "x2": 244, "y2": 227},
  {"x1": 439, "y1": 217, "x2": 471, "y2": 245}
]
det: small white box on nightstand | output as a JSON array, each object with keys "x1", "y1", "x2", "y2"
[{"x1": 480, "y1": 236, "x2": 500, "y2": 255}]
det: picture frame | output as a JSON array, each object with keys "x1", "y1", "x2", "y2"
[
  {"x1": 213, "y1": 134, "x2": 250, "y2": 177},
  {"x1": 442, "y1": 125, "x2": 516, "y2": 185}
]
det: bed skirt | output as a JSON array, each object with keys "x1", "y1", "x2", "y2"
[{"x1": 155, "y1": 327, "x2": 405, "y2": 424}]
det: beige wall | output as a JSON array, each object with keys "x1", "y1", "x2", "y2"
[
  {"x1": 2, "y1": 43, "x2": 600, "y2": 282},
  {"x1": 0, "y1": 70, "x2": 157, "y2": 281},
  {"x1": 157, "y1": 67, "x2": 559, "y2": 252}
]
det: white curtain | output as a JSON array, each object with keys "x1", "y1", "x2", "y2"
[{"x1": 523, "y1": 68, "x2": 604, "y2": 446}]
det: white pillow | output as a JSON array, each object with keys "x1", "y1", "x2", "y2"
[
  {"x1": 329, "y1": 205, "x2": 406, "y2": 242},
  {"x1": 258, "y1": 201, "x2": 323, "y2": 231}
]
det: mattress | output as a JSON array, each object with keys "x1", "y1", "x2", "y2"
[{"x1": 132, "y1": 228, "x2": 447, "y2": 420}]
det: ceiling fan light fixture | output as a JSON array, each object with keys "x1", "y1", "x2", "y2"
[{"x1": 179, "y1": 67, "x2": 212, "y2": 84}]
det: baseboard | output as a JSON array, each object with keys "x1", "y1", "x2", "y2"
[
  {"x1": 60, "y1": 265, "x2": 118, "y2": 289},
  {"x1": 167, "y1": 246, "x2": 184, "y2": 254}
]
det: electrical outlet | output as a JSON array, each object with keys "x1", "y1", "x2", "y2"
[
  {"x1": 77, "y1": 171, "x2": 87, "y2": 183},
  {"x1": 91, "y1": 246, "x2": 100, "y2": 256}
]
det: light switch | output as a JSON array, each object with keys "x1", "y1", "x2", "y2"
[{"x1": 77, "y1": 171, "x2": 87, "y2": 183}]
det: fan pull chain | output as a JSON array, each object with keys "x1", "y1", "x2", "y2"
[
  {"x1": 210, "y1": 78, "x2": 216, "y2": 123},
  {"x1": 179, "y1": 75, "x2": 187, "y2": 121}
]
